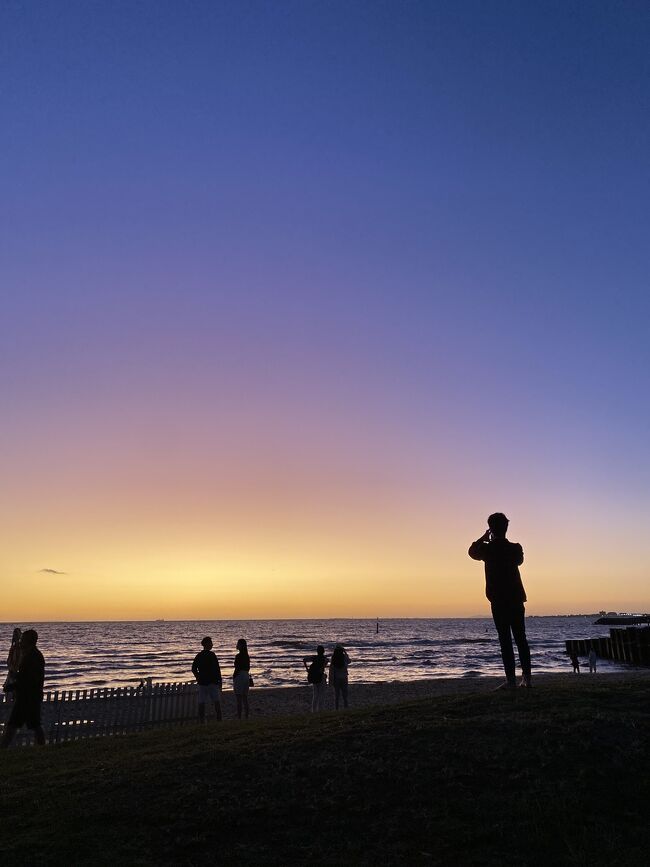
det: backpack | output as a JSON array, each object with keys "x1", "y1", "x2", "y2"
[{"x1": 307, "y1": 659, "x2": 323, "y2": 684}]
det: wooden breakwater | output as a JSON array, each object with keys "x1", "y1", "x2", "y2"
[
  {"x1": 565, "y1": 626, "x2": 650, "y2": 666},
  {"x1": 0, "y1": 681, "x2": 204, "y2": 747}
]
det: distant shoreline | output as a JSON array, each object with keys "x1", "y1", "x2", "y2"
[{"x1": 0, "y1": 613, "x2": 634, "y2": 624}]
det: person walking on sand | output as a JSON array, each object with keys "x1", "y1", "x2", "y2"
[
  {"x1": 570, "y1": 652, "x2": 580, "y2": 673},
  {"x1": 3, "y1": 627, "x2": 22, "y2": 699},
  {"x1": 303, "y1": 645, "x2": 329, "y2": 712},
  {"x1": 469, "y1": 513, "x2": 532, "y2": 689},
  {"x1": 233, "y1": 638, "x2": 252, "y2": 720},
  {"x1": 1, "y1": 629, "x2": 46, "y2": 748},
  {"x1": 192, "y1": 637, "x2": 222, "y2": 722},
  {"x1": 588, "y1": 648, "x2": 597, "y2": 673},
  {"x1": 329, "y1": 644, "x2": 351, "y2": 710}
]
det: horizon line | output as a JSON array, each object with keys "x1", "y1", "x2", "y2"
[{"x1": 0, "y1": 612, "x2": 626, "y2": 625}]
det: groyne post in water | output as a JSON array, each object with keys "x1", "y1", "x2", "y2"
[{"x1": 565, "y1": 626, "x2": 650, "y2": 667}]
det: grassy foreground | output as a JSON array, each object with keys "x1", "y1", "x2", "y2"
[{"x1": 1, "y1": 675, "x2": 648, "y2": 866}]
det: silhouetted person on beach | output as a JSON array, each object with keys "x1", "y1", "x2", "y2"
[
  {"x1": 3, "y1": 627, "x2": 22, "y2": 698},
  {"x1": 469, "y1": 513, "x2": 532, "y2": 689},
  {"x1": 233, "y1": 638, "x2": 251, "y2": 720},
  {"x1": 192, "y1": 637, "x2": 222, "y2": 722},
  {"x1": 1, "y1": 629, "x2": 46, "y2": 748},
  {"x1": 329, "y1": 644, "x2": 351, "y2": 709},
  {"x1": 588, "y1": 648, "x2": 597, "y2": 673},
  {"x1": 304, "y1": 645, "x2": 329, "y2": 712},
  {"x1": 570, "y1": 652, "x2": 580, "y2": 673}
]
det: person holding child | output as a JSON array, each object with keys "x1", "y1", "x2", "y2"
[{"x1": 1, "y1": 629, "x2": 46, "y2": 748}]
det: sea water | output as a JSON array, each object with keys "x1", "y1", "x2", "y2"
[{"x1": 0, "y1": 616, "x2": 631, "y2": 691}]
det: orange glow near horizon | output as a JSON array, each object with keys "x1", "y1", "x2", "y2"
[{"x1": 2, "y1": 446, "x2": 648, "y2": 620}]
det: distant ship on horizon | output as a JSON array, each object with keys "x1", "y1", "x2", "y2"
[{"x1": 594, "y1": 612, "x2": 650, "y2": 626}]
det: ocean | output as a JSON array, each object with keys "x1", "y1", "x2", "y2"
[{"x1": 1, "y1": 616, "x2": 630, "y2": 692}]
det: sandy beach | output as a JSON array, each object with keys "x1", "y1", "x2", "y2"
[
  {"x1": 211, "y1": 670, "x2": 650, "y2": 721},
  {"x1": 218, "y1": 676, "x2": 494, "y2": 719}
]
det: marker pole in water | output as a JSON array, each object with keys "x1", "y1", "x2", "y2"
[{"x1": 376, "y1": 618, "x2": 379, "y2": 635}]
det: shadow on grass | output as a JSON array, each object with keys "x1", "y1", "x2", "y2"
[{"x1": 1, "y1": 676, "x2": 648, "y2": 866}]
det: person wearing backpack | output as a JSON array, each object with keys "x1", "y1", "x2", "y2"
[{"x1": 303, "y1": 645, "x2": 329, "y2": 712}]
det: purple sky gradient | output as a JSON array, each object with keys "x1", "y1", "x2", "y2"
[{"x1": 2, "y1": 2, "x2": 649, "y2": 616}]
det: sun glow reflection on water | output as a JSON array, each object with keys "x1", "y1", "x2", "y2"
[{"x1": 0, "y1": 617, "x2": 632, "y2": 691}]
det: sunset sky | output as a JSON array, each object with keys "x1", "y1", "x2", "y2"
[{"x1": 2, "y1": 2, "x2": 649, "y2": 620}]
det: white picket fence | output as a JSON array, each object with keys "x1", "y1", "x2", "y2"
[{"x1": 0, "y1": 681, "x2": 203, "y2": 746}]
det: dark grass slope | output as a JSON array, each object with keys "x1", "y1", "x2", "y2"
[{"x1": 1, "y1": 675, "x2": 648, "y2": 866}]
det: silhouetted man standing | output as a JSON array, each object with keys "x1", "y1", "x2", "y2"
[
  {"x1": 469, "y1": 513, "x2": 532, "y2": 688},
  {"x1": 1, "y1": 629, "x2": 46, "y2": 747},
  {"x1": 192, "y1": 636, "x2": 223, "y2": 722}
]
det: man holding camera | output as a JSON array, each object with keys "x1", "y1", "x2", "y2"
[{"x1": 469, "y1": 513, "x2": 532, "y2": 689}]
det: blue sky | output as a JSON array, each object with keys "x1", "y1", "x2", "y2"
[{"x1": 2, "y1": 2, "x2": 649, "y2": 616}]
